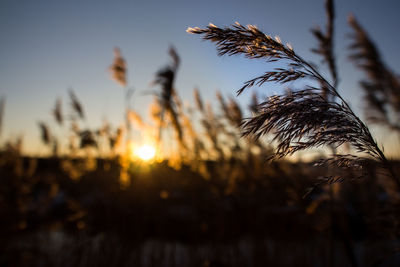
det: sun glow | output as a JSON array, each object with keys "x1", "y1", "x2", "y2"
[{"x1": 134, "y1": 144, "x2": 156, "y2": 161}]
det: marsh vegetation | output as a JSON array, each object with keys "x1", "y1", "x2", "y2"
[{"x1": 1, "y1": 0, "x2": 399, "y2": 266}]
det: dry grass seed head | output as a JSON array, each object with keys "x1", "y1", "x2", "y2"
[
  {"x1": 53, "y1": 98, "x2": 63, "y2": 126},
  {"x1": 348, "y1": 14, "x2": 400, "y2": 130},
  {"x1": 38, "y1": 122, "x2": 51, "y2": 145},
  {"x1": 0, "y1": 96, "x2": 5, "y2": 136},
  {"x1": 79, "y1": 130, "x2": 97, "y2": 148},
  {"x1": 311, "y1": 0, "x2": 337, "y2": 88},
  {"x1": 188, "y1": 22, "x2": 389, "y2": 165},
  {"x1": 248, "y1": 92, "x2": 259, "y2": 115},
  {"x1": 194, "y1": 88, "x2": 204, "y2": 112},
  {"x1": 153, "y1": 47, "x2": 185, "y2": 146},
  {"x1": 68, "y1": 89, "x2": 84, "y2": 120},
  {"x1": 110, "y1": 47, "x2": 127, "y2": 87},
  {"x1": 127, "y1": 110, "x2": 145, "y2": 130}
]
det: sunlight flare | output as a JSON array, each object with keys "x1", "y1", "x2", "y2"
[{"x1": 134, "y1": 144, "x2": 156, "y2": 161}]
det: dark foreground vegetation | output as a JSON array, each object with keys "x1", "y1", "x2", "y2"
[{"x1": 1, "y1": 155, "x2": 399, "y2": 266}]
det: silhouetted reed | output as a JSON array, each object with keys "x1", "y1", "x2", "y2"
[
  {"x1": 0, "y1": 96, "x2": 5, "y2": 137},
  {"x1": 52, "y1": 98, "x2": 63, "y2": 126},
  {"x1": 248, "y1": 92, "x2": 259, "y2": 115},
  {"x1": 311, "y1": 0, "x2": 338, "y2": 90},
  {"x1": 110, "y1": 47, "x2": 127, "y2": 87},
  {"x1": 216, "y1": 91, "x2": 242, "y2": 128},
  {"x1": 79, "y1": 130, "x2": 97, "y2": 149},
  {"x1": 68, "y1": 89, "x2": 85, "y2": 120},
  {"x1": 188, "y1": 21, "x2": 399, "y2": 187},
  {"x1": 38, "y1": 122, "x2": 51, "y2": 145},
  {"x1": 348, "y1": 15, "x2": 400, "y2": 132},
  {"x1": 194, "y1": 89, "x2": 224, "y2": 159},
  {"x1": 153, "y1": 47, "x2": 185, "y2": 148}
]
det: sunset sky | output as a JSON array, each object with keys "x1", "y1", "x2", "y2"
[{"x1": 1, "y1": 0, "x2": 400, "y2": 157}]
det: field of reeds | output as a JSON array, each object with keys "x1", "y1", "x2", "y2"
[{"x1": 1, "y1": 0, "x2": 400, "y2": 266}]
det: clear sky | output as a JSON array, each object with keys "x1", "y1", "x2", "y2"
[{"x1": 1, "y1": 0, "x2": 400, "y2": 157}]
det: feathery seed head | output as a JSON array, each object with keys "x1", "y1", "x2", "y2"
[
  {"x1": 53, "y1": 98, "x2": 63, "y2": 125},
  {"x1": 186, "y1": 27, "x2": 201, "y2": 33},
  {"x1": 38, "y1": 122, "x2": 51, "y2": 145},
  {"x1": 110, "y1": 47, "x2": 127, "y2": 87}
]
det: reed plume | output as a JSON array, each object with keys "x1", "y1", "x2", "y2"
[
  {"x1": 109, "y1": 127, "x2": 124, "y2": 151},
  {"x1": 127, "y1": 110, "x2": 145, "y2": 130},
  {"x1": 38, "y1": 122, "x2": 51, "y2": 145},
  {"x1": 248, "y1": 92, "x2": 259, "y2": 115},
  {"x1": 348, "y1": 15, "x2": 400, "y2": 132},
  {"x1": 195, "y1": 89, "x2": 224, "y2": 159},
  {"x1": 194, "y1": 88, "x2": 204, "y2": 112},
  {"x1": 79, "y1": 130, "x2": 97, "y2": 148},
  {"x1": 110, "y1": 47, "x2": 127, "y2": 87},
  {"x1": 68, "y1": 89, "x2": 84, "y2": 120},
  {"x1": 188, "y1": 22, "x2": 400, "y2": 187},
  {"x1": 153, "y1": 47, "x2": 184, "y2": 147},
  {"x1": 109, "y1": 47, "x2": 134, "y2": 146},
  {"x1": 311, "y1": 0, "x2": 338, "y2": 90},
  {"x1": 52, "y1": 98, "x2": 63, "y2": 126},
  {"x1": 0, "y1": 96, "x2": 5, "y2": 136},
  {"x1": 216, "y1": 91, "x2": 243, "y2": 128}
]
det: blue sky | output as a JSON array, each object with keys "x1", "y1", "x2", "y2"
[{"x1": 1, "y1": 0, "x2": 400, "y2": 157}]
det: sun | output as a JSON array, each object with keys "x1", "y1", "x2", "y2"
[{"x1": 134, "y1": 144, "x2": 156, "y2": 161}]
